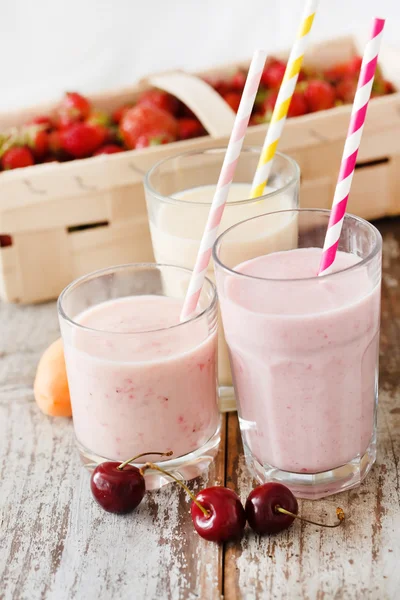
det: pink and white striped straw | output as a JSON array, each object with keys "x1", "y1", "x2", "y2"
[
  {"x1": 318, "y1": 17, "x2": 385, "y2": 276},
  {"x1": 180, "y1": 49, "x2": 267, "y2": 320}
]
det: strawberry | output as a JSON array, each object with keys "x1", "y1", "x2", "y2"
[
  {"x1": 89, "y1": 123, "x2": 108, "y2": 145},
  {"x1": 249, "y1": 114, "x2": 266, "y2": 126},
  {"x1": 0, "y1": 234, "x2": 13, "y2": 247},
  {"x1": 384, "y1": 80, "x2": 396, "y2": 94},
  {"x1": 253, "y1": 88, "x2": 267, "y2": 110},
  {"x1": 42, "y1": 156, "x2": 58, "y2": 163},
  {"x1": 86, "y1": 110, "x2": 112, "y2": 128},
  {"x1": 27, "y1": 115, "x2": 53, "y2": 130},
  {"x1": 287, "y1": 90, "x2": 307, "y2": 118},
  {"x1": 30, "y1": 129, "x2": 49, "y2": 160},
  {"x1": 178, "y1": 102, "x2": 196, "y2": 119},
  {"x1": 60, "y1": 123, "x2": 105, "y2": 158},
  {"x1": 347, "y1": 56, "x2": 363, "y2": 76},
  {"x1": 304, "y1": 80, "x2": 335, "y2": 112},
  {"x1": 6, "y1": 124, "x2": 49, "y2": 161},
  {"x1": 222, "y1": 92, "x2": 241, "y2": 112},
  {"x1": 93, "y1": 144, "x2": 124, "y2": 155},
  {"x1": 112, "y1": 103, "x2": 134, "y2": 124},
  {"x1": 48, "y1": 130, "x2": 65, "y2": 158},
  {"x1": 205, "y1": 77, "x2": 230, "y2": 97},
  {"x1": 1, "y1": 146, "x2": 34, "y2": 170},
  {"x1": 21, "y1": 126, "x2": 49, "y2": 160},
  {"x1": 231, "y1": 70, "x2": 247, "y2": 91},
  {"x1": 324, "y1": 56, "x2": 362, "y2": 83},
  {"x1": 119, "y1": 104, "x2": 178, "y2": 150},
  {"x1": 137, "y1": 89, "x2": 179, "y2": 116},
  {"x1": 261, "y1": 91, "x2": 278, "y2": 121},
  {"x1": 135, "y1": 132, "x2": 174, "y2": 149},
  {"x1": 297, "y1": 69, "x2": 307, "y2": 83},
  {"x1": 177, "y1": 118, "x2": 206, "y2": 140},
  {"x1": 57, "y1": 92, "x2": 91, "y2": 128},
  {"x1": 261, "y1": 60, "x2": 286, "y2": 89},
  {"x1": 336, "y1": 77, "x2": 358, "y2": 103}
]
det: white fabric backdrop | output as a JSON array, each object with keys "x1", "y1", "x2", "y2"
[{"x1": 1, "y1": 0, "x2": 399, "y2": 111}]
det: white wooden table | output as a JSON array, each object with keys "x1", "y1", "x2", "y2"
[{"x1": 1, "y1": 218, "x2": 400, "y2": 600}]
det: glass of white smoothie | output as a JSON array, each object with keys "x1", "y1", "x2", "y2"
[
  {"x1": 144, "y1": 147, "x2": 300, "y2": 411},
  {"x1": 214, "y1": 209, "x2": 382, "y2": 499},
  {"x1": 58, "y1": 263, "x2": 220, "y2": 489}
]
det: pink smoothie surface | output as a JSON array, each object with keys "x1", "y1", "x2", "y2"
[
  {"x1": 64, "y1": 295, "x2": 219, "y2": 461},
  {"x1": 219, "y1": 248, "x2": 381, "y2": 473}
]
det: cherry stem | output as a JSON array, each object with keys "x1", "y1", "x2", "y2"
[
  {"x1": 117, "y1": 451, "x2": 173, "y2": 471},
  {"x1": 143, "y1": 462, "x2": 210, "y2": 519},
  {"x1": 275, "y1": 506, "x2": 345, "y2": 528}
]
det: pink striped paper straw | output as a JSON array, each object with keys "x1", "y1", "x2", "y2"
[
  {"x1": 318, "y1": 17, "x2": 385, "y2": 276},
  {"x1": 180, "y1": 49, "x2": 267, "y2": 320}
]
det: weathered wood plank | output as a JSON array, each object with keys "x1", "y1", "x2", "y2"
[
  {"x1": 224, "y1": 219, "x2": 400, "y2": 600},
  {"x1": 0, "y1": 301, "x2": 225, "y2": 600},
  {"x1": 2, "y1": 218, "x2": 400, "y2": 600}
]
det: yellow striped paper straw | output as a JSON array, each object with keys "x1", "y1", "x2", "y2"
[{"x1": 251, "y1": 0, "x2": 320, "y2": 198}]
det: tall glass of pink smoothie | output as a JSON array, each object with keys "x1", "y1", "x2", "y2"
[
  {"x1": 58, "y1": 263, "x2": 220, "y2": 489},
  {"x1": 144, "y1": 147, "x2": 300, "y2": 412},
  {"x1": 214, "y1": 209, "x2": 382, "y2": 499}
]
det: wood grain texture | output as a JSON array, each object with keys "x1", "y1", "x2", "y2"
[
  {"x1": 224, "y1": 219, "x2": 400, "y2": 600},
  {"x1": 2, "y1": 219, "x2": 400, "y2": 600}
]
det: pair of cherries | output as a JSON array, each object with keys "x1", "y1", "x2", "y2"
[{"x1": 90, "y1": 451, "x2": 345, "y2": 543}]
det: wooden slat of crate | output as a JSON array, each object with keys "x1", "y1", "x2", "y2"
[
  {"x1": 0, "y1": 246, "x2": 19, "y2": 302},
  {"x1": 12, "y1": 228, "x2": 72, "y2": 304},
  {"x1": 69, "y1": 217, "x2": 154, "y2": 280}
]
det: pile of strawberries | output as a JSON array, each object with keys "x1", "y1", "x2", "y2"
[
  {"x1": 232, "y1": 55, "x2": 395, "y2": 125},
  {"x1": 0, "y1": 55, "x2": 394, "y2": 171}
]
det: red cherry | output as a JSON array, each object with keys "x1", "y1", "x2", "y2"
[
  {"x1": 144, "y1": 462, "x2": 246, "y2": 543},
  {"x1": 191, "y1": 487, "x2": 246, "y2": 542},
  {"x1": 246, "y1": 482, "x2": 298, "y2": 535},
  {"x1": 90, "y1": 450, "x2": 172, "y2": 514},
  {"x1": 91, "y1": 462, "x2": 146, "y2": 514},
  {"x1": 246, "y1": 483, "x2": 346, "y2": 535}
]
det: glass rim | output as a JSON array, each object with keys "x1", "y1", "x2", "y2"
[
  {"x1": 212, "y1": 208, "x2": 382, "y2": 284},
  {"x1": 57, "y1": 262, "x2": 217, "y2": 335},
  {"x1": 143, "y1": 147, "x2": 300, "y2": 207}
]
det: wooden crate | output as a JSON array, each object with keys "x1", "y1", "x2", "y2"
[{"x1": 0, "y1": 35, "x2": 399, "y2": 303}]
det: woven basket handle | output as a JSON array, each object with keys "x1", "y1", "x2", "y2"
[{"x1": 147, "y1": 71, "x2": 236, "y2": 138}]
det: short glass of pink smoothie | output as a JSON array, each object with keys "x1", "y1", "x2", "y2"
[
  {"x1": 144, "y1": 147, "x2": 300, "y2": 412},
  {"x1": 58, "y1": 263, "x2": 220, "y2": 489},
  {"x1": 214, "y1": 209, "x2": 382, "y2": 499}
]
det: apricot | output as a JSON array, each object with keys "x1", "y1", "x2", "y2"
[{"x1": 34, "y1": 337, "x2": 72, "y2": 417}]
